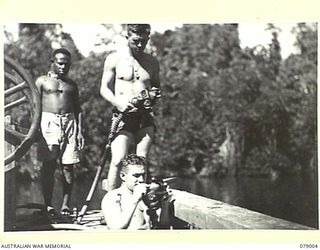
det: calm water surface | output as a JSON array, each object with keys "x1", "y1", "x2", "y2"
[
  {"x1": 175, "y1": 174, "x2": 318, "y2": 228},
  {"x1": 16, "y1": 173, "x2": 318, "y2": 228}
]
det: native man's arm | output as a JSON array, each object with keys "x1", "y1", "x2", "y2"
[
  {"x1": 35, "y1": 76, "x2": 44, "y2": 96},
  {"x1": 76, "y1": 112, "x2": 84, "y2": 150},
  {"x1": 73, "y1": 82, "x2": 84, "y2": 150}
]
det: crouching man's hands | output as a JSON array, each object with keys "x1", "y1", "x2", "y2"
[{"x1": 133, "y1": 183, "x2": 149, "y2": 203}]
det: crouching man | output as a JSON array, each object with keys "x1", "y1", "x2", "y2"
[{"x1": 101, "y1": 154, "x2": 173, "y2": 230}]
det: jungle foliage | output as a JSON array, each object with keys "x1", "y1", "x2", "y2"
[{"x1": 4, "y1": 23, "x2": 317, "y2": 180}]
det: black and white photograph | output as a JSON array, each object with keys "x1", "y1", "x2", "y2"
[{"x1": 3, "y1": 22, "x2": 318, "y2": 233}]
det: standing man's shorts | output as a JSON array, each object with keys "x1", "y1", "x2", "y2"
[
  {"x1": 112, "y1": 110, "x2": 156, "y2": 134},
  {"x1": 37, "y1": 112, "x2": 80, "y2": 164}
]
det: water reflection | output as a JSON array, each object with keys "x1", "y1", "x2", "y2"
[{"x1": 16, "y1": 174, "x2": 318, "y2": 228}]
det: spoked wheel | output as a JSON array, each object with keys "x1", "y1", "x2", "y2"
[{"x1": 4, "y1": 56, "x2": 41, "y2": 166}]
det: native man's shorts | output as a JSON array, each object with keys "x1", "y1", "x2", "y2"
[{"x1": 37, "y1": 112, "x2": 80, "y2": 164}]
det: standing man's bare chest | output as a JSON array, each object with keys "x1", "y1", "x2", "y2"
[{"x1": 115, "y1": 58, "x2": 153, "y2": 83}]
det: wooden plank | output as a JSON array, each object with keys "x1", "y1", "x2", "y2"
[{"x1": 172, "y1": 190, "x2": 314, "y2": 230}]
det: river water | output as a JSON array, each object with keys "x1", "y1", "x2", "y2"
[{"x1": 16, "y1": 173, "x2": 318, "y2": 229}]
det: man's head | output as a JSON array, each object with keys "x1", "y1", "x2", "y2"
[
  {"x1": 126, "y1": 24, "x2": 151, "y2": 56},
  {"x1": 120, "y1": 154, "x2": 147, "y2": 191},
  {"x1": 51, "y1": 48, "x2": 71, "y2": 78}
]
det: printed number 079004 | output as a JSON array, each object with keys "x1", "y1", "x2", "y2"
[{"x1": 300, "y1": 244, "x2": 318, "y2": 248}]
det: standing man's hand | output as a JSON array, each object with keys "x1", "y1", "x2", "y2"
[{"x1": 116, "y1": 101, "x2": 137, "y2": 113}]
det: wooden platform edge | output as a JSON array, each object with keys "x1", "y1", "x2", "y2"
[{"x1": 171, "y1": 190, "x2": 315, "y2": 230}]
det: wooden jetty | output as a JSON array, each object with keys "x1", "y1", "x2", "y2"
[
  {"x1": 14, "y1": 207, "x2": 106, "y2": 231},
  {"x1": 10, "y1": 188, "x2": 315, "y2": 231},
  {"x1": 8, "y1": 182, "x2": 315, "y2": 231}
]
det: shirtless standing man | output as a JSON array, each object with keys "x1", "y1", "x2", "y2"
[
  {"x1": 100, "y1": 24, "x2": 160, "y2": 191},
  {"x1": 101, "y1": 154, "x2": 172, "y2": 229},
  {"x1": 36, "y1": 48, "x2": 84, "y2": 216}
]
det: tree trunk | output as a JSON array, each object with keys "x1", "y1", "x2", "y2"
[{"x1": 218, "y1": 123, "x2": 244, "y2": 175}]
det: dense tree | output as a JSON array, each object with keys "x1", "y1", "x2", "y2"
[
  {"x1": 278, "y1": 23, "x2": 317, "y2": 171},
  {"x1": 150, "y1": 24, "x2": 245, "y2": 176},
  {"x1": 4, "y1": 23, "x2": 317, "y2": 180},
  {"x1": 151, "y1": 23, "x2": 316, "y2": 177}
]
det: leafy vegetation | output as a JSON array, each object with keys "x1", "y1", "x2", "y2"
[{"x1": 4, "y1": 23, "x2": 317, "y2": 180}]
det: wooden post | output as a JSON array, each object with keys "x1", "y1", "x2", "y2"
[{"x1": 4, "y1": 116, "x2": 16, "y2": 231}]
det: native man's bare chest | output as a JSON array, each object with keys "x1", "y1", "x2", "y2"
[{"x1": 42, "y1": 78, "x2": 75, "y2": 95}]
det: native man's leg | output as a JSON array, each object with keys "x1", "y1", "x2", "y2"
[
  {"x1": 136, "y1": 126, "x2": 155, "y2": 178},
  {"x1": 40, "y1": 159, "x2": 57, "y2": 210},
  {"x1": 108, "y1": 132, "x2": 133, "y2": 191},
  {"x1": 60, "y1": 164, "x2": 74, "y2": 215}
]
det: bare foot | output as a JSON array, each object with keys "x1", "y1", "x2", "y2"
[{"x1": 60, "y1": 206, "x2": 72, "y2": 216}]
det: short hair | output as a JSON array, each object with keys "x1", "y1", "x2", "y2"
[
  {"x1": 127, "y1": 24, "x2": 151, "y2": 36},
  {"x1": 51, "y1": 48, "x2": 71, "y2": 60},
  {"x1": 120, "y1": 154, "x2": 146, "y2": 173}
]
